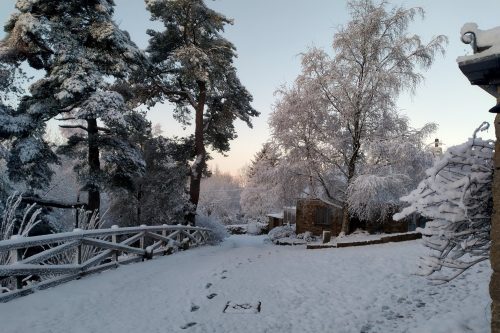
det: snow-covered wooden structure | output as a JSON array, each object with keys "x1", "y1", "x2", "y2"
[
  {"x1": 295, "y1": 198, "x2": 344, "y2": 236},
  {"x1": 0, "y1": 224, "x2": 211, "y2": 302},
  {"x1": 266, "y1": 212, "x2": 284, "y2": 230}
]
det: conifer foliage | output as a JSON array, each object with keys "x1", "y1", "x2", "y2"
[
  {"x1": 141, "y1": 0, "x2": 258, "y2": 221},
  {"x1": 0, "y1": 0, "x2": 149, "y2": 213}
]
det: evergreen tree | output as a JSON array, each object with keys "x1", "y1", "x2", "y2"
[
  {"x1": 108, "y1": 135, "x2": 193, "y2": 226},
  {"x1": 140, "y1": 0, "x2": 259, "y2": 223},
  {"x1": 0, "y1": 0, "x2": 148, "y2": 213}
]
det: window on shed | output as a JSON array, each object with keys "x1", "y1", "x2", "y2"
[{"x1": 314, "y1": 206, "x2": 331, "y2": 226}]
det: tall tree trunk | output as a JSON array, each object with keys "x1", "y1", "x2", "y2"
[
  {"x1": 340, "y1": 130, "x2": 361, "y2": 235},
  {"x1": 136, "y1": 184, "x2": 143, "y2": 225},
  {"x1": 187, "y1": 81, "x2": 207, "y2": 225},
  {"x1": 87, "y1": 118, "x2": 101, "y2": 215},
  {"x1": 340, "y1": 158, "x2": 356, "y2": 235}
]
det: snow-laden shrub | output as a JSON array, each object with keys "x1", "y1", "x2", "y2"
[
  {"x1": 268, "y1": 224, "x2": 296, "y2": 243},
  {"x1": 0, "y1": 193, "x2": 42, "y2": 291},
  {"x1": 296, "y1": 231, "x2": 315, "y2": 242},
  {"x1": 394, "y1": 122, "x2": 493, "y2": 283},
  {"x1": 246, "y1": 221, "x2": 268, "y2": 235},
  {"x1": 226, "y1": 224, "x2": 247, "y2": 235},
  {"x1": 196, "y1": 215, "x2": 229, "y2": 245}
]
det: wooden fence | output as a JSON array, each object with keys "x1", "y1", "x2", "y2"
[{"x1": 0, "y1": 224, "x2": 211, "y2": 302}]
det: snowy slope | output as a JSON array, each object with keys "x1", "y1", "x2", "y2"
[{"x1": 0, "y1": 236, "x2": 490, "y2": 333}]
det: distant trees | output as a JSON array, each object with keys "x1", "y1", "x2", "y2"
[
  {"x1": 240, "y1": 143, "x2": 307, "y2": 220},
  {"x1": 140, "y1": 0, "x2": 258, "y2": 222},
  {"x1": 395, "y1": 123, "x2": 493, "y2": 283},
  {"x1": 269, "y1": 0, "x2": 446, "y2": 234},
  {"x1": 198, "y1": 167, "x2": 242, "y2": 224},
  {"x1": 0, "y1": 0, "x2": 148, "y2": 214}
]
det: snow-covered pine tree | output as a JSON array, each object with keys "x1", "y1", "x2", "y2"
[
  {"x1": 394, "y1": 122, "x2": 493, "y2": 283},
  {"x1": 140, "y1": 0, "x2": 259, "y2": 223},
  {"x1": 0, "y1": 0, "x2": 149, "y2": 213},
  {"x1": 108, "y1": 135, "x2": 193, "y2": 226},
  {"x1": 293, "y1": 0, "x2": 447, "y2": 234}
]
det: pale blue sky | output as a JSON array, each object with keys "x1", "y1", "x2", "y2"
[{"x1": 1, "y1": 1, "x2": 499, "y2": 175}]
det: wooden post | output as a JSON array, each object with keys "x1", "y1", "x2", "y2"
[
  {"x1": 161, "y1": 225, "x2": 167, "y2": 254},
  {"x1": 9, "y1": 236, "x2": 23, "y2": 289},
  {"x1": 75, "y1": 244, "x2": 82, "y2": 266},
  {"x1": 491, "y1": 90, "x2": 500, "y2": 333},
  {"x1": 322, "y1": 231, "x2": 331, "y2": 244},
  {"x1": 111, "y1": 225, "x2": 119, "y2": 263},
  {"x1": 140, "y1": 225, "x2": 146, "y2": 250},
  {"x1": 13, "y1": 248, "x2": 22, "y2": 290}
]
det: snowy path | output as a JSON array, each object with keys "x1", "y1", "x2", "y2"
[{"x1": 0, "y1": 235, "x2": 491, "y2": 333}]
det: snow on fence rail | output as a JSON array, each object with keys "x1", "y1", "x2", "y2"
[{"x1": 0, "y1": 224, "x2": 211, "y2": 302}]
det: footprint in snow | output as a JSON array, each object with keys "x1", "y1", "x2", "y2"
[
  {"x1": 180, "y1": 322, "x2": 197, "y2": 329},
  {"x1": 205, "y1": 283, "x2": 212, "y2": 289},
  {"x1": 207, "y1": 293, "x2": 217, "y2": 299},
  {"x1": 190, "y1": 304, "x2": 200, "y2": 312}
]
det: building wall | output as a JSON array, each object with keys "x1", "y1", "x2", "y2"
[
  {"x1": 296, "y1": 198, "x2": 343, "y2": 236},
  {"x1": 268, "y1": 217, "x2": 284, "y2": 230},
  {"x1": 296, "y1": 198, "x2": 410, "y2": 236}
]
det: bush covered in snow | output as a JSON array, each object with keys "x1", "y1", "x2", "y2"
[
  {"x1": 296, "y1": 231, "x2": 316, "y2": 242},
  {"x1": 196, "y1": 215, "x2": 229, "y2": 245},
  {"x1": 394, "y1": 123, "x2": 493, "y2": 283},
  {"x1": 268, "y1": 224, "x2": 296, "y2": 243},
  {"x1": 246, "y1": 222, "x2": 268, "y2": 235}
]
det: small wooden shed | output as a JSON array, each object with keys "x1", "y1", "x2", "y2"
[
  {"x1": 267, "y1": 212, "x2": 284, "y2": 230},
  {"x1": 295, "y1": 198, "x2": 343, "y2": 237}
]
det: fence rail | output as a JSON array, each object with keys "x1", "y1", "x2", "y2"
[{"x1": 0, "y1": 224, "x2": 211, "y2": 302}]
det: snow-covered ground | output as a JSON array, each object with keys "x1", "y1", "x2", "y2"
[{"x1": 0, "y1": 235, "x2": 490, "y2": 333}]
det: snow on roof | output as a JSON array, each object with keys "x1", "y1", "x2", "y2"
[
  {"x1": 266, "y1": 212, "x2": 284, "y2": 219},
  {"x1": 457, "y1": 22, "x2": 500, "y2": 63}
]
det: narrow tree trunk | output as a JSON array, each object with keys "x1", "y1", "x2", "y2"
[
  {"x1": 491, "y1": 97, "x2": 500, "y2": 333},
  {"x1": 340, "y1": 136, "x2": 360, "y2": 235},
  {"x1": 340, "y1": 161, "x2": 356, "y2": 235},
  {"x1": 87, "y1": 118, "x2": 101, "y2": 215},
  {"x1": 187, "y1": 81, "x2": 207, "y2": 225},
  {"x1": 136, "y1": 185, "x2": 143, "y2": 225}
]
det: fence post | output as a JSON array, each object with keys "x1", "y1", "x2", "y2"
[
  {"x1": 111, "y1": 225, "x2": 119, "y2": 263},
  {"x1": 9, "y1": 236, "x2": 23, "y2": 289},
  {"x1": 73, "y1": 229, "x2": 82, "y2": 266},
  {"x1": 140, "y1": 225, "x2": 147, "y2": 250}
]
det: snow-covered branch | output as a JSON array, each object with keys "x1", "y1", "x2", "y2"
[{"x1": 394, "y1": 122, "x2": 493, "y2": 283}]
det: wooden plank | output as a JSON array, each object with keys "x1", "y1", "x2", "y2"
[
  {"x1": 147, "y1": 231, "x2": 180, "y2": 246},
  {"x1": 20, "y1": 241, "x2": 80, "y2": 265},
  {"x1": 0, "y1": 226, "x2": 210, "y2": 252},
  {"x1": 181, "y1": 230, "x2": 200, "y2": 245},
  {"x1": 80, "y1": 233, "x2": 143, "y2": 270},
  {"x1": 306, "y1": 244, "x2": 336, "y2": 250},
  {"x1": 81, "y1": 238, "x2": 146, "y2": 256},
  {"x1": 0, "y1": 264, "x2": 80, "y2": 276}
]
